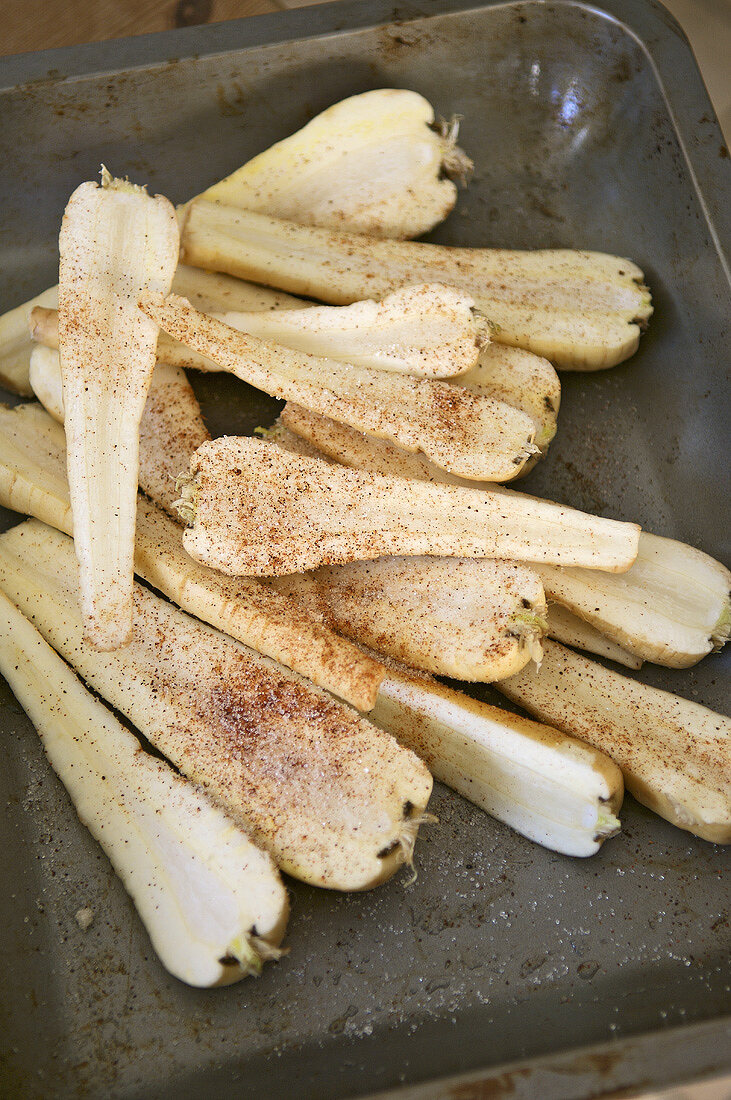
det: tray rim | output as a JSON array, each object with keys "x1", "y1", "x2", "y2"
[{"x1": 0, "y1": 2, "x2": 729, "y2": 1098}]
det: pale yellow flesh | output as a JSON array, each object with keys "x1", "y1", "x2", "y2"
[
  {"x1": 0, "y1": 402, "x2": 385, "y2": 713},
  {"x1": 0, "y1": 284, "x2": 58, "y2": 395},
  {"x1": 32, "y1": 283, "x2": 487, "y2": 379},
  {"x1": 58, "y1": 174, "x2": 179, "y2": 649},
  {"x1": 372, "y1": 665, "x2": 623, "y2": 857},
  {"x1": 180, "y1": 201, "x2": 653, "y2": 369},
  {"x1": 182, "y1": 436, "x2": 640, "y2": 577},
  {"x1": 139, "y1": 292, "x2": 537, "y2": 483},
  {"x1": 273, "y1": 556, "x2": 547, "y2": 682},
  {"x1": 534, "y1": 532, "x2": 731, "y2": 668},
  {"x1": 0, "y1": 587, "x2": 288, "y2": 987},
  {"x1": 29, "y1": 345, "x2": 210, "y2": 519},
  {"x1": 198, "y1": 88, "x2": 470, "y2": 240},
  {"x1": 454, "y1": 343, "x2": 561, "y2": 469},
  {"x1": 0, "y1": 520, "x2": 433, "y2": 891},
  {"x1": 546, "y1": 603, "x2": 643, "y2": 669},
  {"x1": 496, "y1": 639, "x2": 731, "y2": 844}
]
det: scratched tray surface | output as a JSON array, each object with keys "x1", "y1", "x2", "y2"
[{"x1": 0, "y1": 1, "x2": 729, "y2": 1097}]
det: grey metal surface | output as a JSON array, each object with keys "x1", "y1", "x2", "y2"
[{"x1": 0, "y1": 1, "x2": 729, "y2": 1097}]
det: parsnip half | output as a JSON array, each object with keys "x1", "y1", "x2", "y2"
[
  {"x1": 197, "y1": 88, "x2": 471, "y2": 240},
  {"x1": 29, "y1": 345, "x2": 210, "y2": 519},
  {"x1": 139, "y1": 292, "x2": 537, "y2": 482},
  {"x1": 273, "y1": 556, "x2": 547, "y2": 681},
  {"x1": 179, "y1": 436, "x2": 640, "y2": 576},
  {"x1": 58, "y1": 171, "x2": 179, "y2": 648},
  {"x1": 180, "y1": 202, "x2": 653, "y2": 369},
  {"x1": 0, "y1": 284, "x2": 58, "y2": 395},
  {"x1": 32, "y1": 284, "x2": 488, "y2": 379},
  {"x1": 0, "y1": 587, "x2": 288, "y2": 987},
  {"x1": 0, "y1": 520, "x2": 433, "y2": 890},
  {"x1": 372, "y1": 663, "x2": 623, "y2": 857},
  {"x1": 0, "y1": 402, "x2": 386, "y2": 713},
  {"x1": 534, "y1": 534, "x2": 731, "y2": 668},
  {"x1": 496, "y1": 639, "x2": 731, "y2": 843}
]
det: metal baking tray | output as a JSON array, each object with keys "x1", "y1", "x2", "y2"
[{"x1": 0, "y1": 1, "x2": 729, "y2": 1096}]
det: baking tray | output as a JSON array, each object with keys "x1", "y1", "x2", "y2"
[{"x1": 0, "y1": 1, "x2": 729, "y2": 1097}]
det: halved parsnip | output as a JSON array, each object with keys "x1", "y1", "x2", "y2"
[
  {"x1": 274, "y1": 556, "x2": 546, "y2": 681},
  {"x1": 29, "y1": 345, "x2": 210, "y2": 518},
  {"x1": 179, "y1": 202, "x2": 653, "y2": 369},
  {"x1": 534, "y1": 534, "x2": 731, "y2": 668},
  {"x1": 0, "y1": 520, "x2": 434, "y2": 890},
  {"x1": 496, "y1": 639, "x2": 731, "y2": 843},
  {"x1": 58, "y1": 171, "x2": 179, "y2": 648},
  {"x1": 179, "y1": 436, "x2": 640, "y2": 577},
  {"x1": 371, "y1": 663, "x2": 623, "y2": 857},
  {"x1": 139, "y1": 292, "x2": 537, "y2": 482},
  {"x1": 0, "y1": 402, "x2": 386, "y2": 713},
  {"x1": 0, "y1": 587, "x2": 288, "y2": 987},
  {"x1": 33, "y1": 283, "x2": 488, "y2": 379},
  {"x1": 197, "y1": 88, "x2": 471, "y2": 240},
  {"x1": 0, "y1": 284, "x2": 58, "y2": 395}
]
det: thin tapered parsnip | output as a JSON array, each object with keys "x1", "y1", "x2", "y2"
[
  {"x1": 0, "y1": 285, "x2": 58, "y2": 395},
  {"x1": 371, "y1": 662, "x2": 623, "y2": 857},
  {"x1": 496, "y1": 639, "x2": 731, "y2": 843},
  {"x1": 273, "y1": 556, "x2": 547, "y2": 681},
  {"x1": 179, "y1": 202, "x2": 653, "y2": 369},
  {"x1": 139, "y1": 292, "x2": 538, "y2": 482},
  {"x1": 0, "y1": 520, "x2": 434, "y2": 890},
  {"x1": 0, "y1": 402, "x2": 386, "y2": 712},
  {"x1": 0, "y1": 586, "x2": 289, "y2": 987},
  {"x1": 58, "y1": 171, "x2": 179, "y2": 648},
  {"x1": 29, "y1": 345, "x2": 210, "y2": 518},
  {"x1": 178, "y1": 436, "x2": 640, "y2": 576},
  {"x1": 196, "y1": 88, "x2": 471, "y2": 240}
]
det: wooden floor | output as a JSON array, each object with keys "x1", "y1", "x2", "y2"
[{"x1": 3, "y1": 0, "x2": 730, "y2": 141}]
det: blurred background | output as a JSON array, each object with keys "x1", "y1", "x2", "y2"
[{"x1": 3, "y1": 0, "x2": 730, "y2": 142}]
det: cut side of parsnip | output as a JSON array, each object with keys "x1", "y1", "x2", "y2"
[
  {"x1": 196, "y1": 88, "x2": 471, "y2": 240},
  {"x1": 0, "y1": 587, "x2": 288, "y2": 988},
  {"x1": 0, "y1": 402, "x2": 386, "y2": 713},
  {"x1": 274, "y1": 556, "x2": 547, "y2": 682},
  {"x1": 179, "y1": 202, "x2": 653, "y2": 369},
  {"x1": 0, "y1": 521, "x2": 433, "y2": 889},
  {"x1": 534, "y1": 533, "x2": 731, "y2": 668},
  {"x1": 371, "y1": 664, "x2": 623, "y2": 857},
  {"x1": 33, "y1": 283, "x2": 489, "y2": 379},
  {"x1": 496, "y1": 639, "x2": 731, "y2": 844},
  {"x1": 179, "y1": 436, "x2": 640, "y2": 577},
  {"x1": 58, "y1": 171, "x2": 179, "y2": 649},
  {"x1": 139, "y1": 292, "x2": 537, "y2": 482},
  {"x1": 29, "y1": 345, "x2": 210, "y2": 519},
  {"x1": 454, "y1": 343, "x2": 561, "y2": 468}
]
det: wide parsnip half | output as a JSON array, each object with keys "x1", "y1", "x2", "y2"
[
  {"x1": 178, "y1": 436, "x2": 640, "y2": 577},
  {"x1": 58, "y1": 170, "x2": 179, "y2": 648},
  {"x1": 0, "y1": 587, "x2": 288, "y2": 987},
  {"x1": 273, "y1": 556, "x2": 547, "y2": 682},
  {"x1": 139, "y1": 292, "x2": 537, "y2": 482},
  {"x1": 0, "y1": 402, "x2": 385, "y2": 712},
  {"x1": 196, "y1": 88, "x2": 471, "y2": 239},
  {"x1": 0, "y1": 520, "x2": 433, "y2": 890},
  {"x1": 179, "y1": 202, "x2": 653, "y2": 369},
  {"x1": 496, "y1": 639, "x2": 731, "y2": 843}
]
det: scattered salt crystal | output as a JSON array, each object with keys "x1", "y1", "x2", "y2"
[{"x1": 75, "y1": 906, "x2": 94, "y2": 931}]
